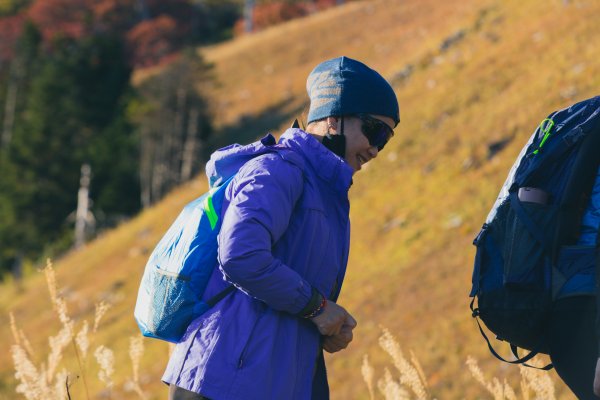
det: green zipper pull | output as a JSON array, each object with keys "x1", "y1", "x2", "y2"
[{"x1": 533, "y1": 118, "x2": 555, "y2": 155}]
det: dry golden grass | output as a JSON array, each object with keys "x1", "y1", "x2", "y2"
[
  {"x1": 3, "y1": 0, "x2": 600, "y2": 398},
  {"x1": 363, "y1": 328, "x2": 558, "y2": 400},
  {"x1": 467, "y1": 356, "x2": 556, "y2": 400},
  {"x1": 9, "y1": 261, "x2": 149, "y2": 400},
  {"x1": 362, "y1": 328, "x2": 429, "y2": 400}
]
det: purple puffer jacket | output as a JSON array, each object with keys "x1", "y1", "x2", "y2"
[{"x1": 163, "y1": 128, "x2": 353, "y2": 399}]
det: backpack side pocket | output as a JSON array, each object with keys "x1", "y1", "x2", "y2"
[
  {"x1": 503, "y1": 199, "x2": 557, "y2": 289},
  {"x1": 147, "y1": 267, "x2": 206, "y2": 343}
]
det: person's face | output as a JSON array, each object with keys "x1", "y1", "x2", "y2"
[{"x1": 330, "y1": 114, "x2": 396, "y2": 174}]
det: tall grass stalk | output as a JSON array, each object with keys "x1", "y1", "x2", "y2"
[
  {"x1": 44, "y1": 259, "x2": 91, "y2": 400},
  {"x1": 363, "y1": 328, "x2": 558, "y2": 399},
  {"x1": 10, "y1": 312, "x2": 35, "y2": 358},
  {"x1": 518, "y1": 360, "x2": 556, "y2": 399},
  {"x1": 378, "y1": 367, "x2": 411, "y2": 400},
  {"x1": 10, "y1": 259, "x2": 118, "y2": 399},
  {"x1": 361, "y1": 354, "x2": 376, "y2": 400},
  {"x1": 94, "y1": 345, "x2": 115, "y2": 396},
  {"x1": 378, "y1": 328, "x2": 429, "y2": 400},
  {"x1": 466, "y1": 356, "x2": 556, "y2": 400},
  {"x1": 126, "y1": 334, "x2": 148, "y2": 399},
  {"x1": 466, "y1": 356, "x2": 516, "y2": 400},
  {"x1": 362, "y1": 327, "x2": 430, "y2": 400}
]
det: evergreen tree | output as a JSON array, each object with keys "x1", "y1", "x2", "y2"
[
  {"x1": 3, "y1": 33, "x2": 139, "y2": 270},
  {"x1": 0, "y1": 21, "x2": 42, "y2": 272}
]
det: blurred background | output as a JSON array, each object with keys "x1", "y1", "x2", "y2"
[
  {"x1": 2, "y1": 0, "x2": 599, "y2": 398},
  {"x1": 0, "y1": 0, "x2": 347, "y2": 277}
]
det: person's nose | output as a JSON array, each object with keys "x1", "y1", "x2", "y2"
[{"x1": 368, "y1": 146, "x2": 379, "y2": 159}]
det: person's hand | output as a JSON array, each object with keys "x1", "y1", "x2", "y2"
[
  {"x1": 594, "y1": 357, "x2": 600, "y2": 396},
  {"x1": 323, "y1": 327, "x2": 352, "y2": 353},
  {"x1": 310, "y1": 301, "x2": 353, "y2": 336},
  {"x1": 323, "y1": 321, "x2": 356, "y2": 353}
]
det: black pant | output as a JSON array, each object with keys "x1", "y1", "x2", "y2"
[
  {"x1": 548, "y1": 296, "x2": 598, "y2": 399},
  {"x1": 168, "y1": 385, "x2": 210, "y2": 400}
]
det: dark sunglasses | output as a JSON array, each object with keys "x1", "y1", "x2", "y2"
[{"x1": 354, "y1": 114, "x2": 394, "y2": 151}]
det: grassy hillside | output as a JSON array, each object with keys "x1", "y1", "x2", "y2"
[{"x1": 3, "y1": 0, "x2": 600, "y2": 398}]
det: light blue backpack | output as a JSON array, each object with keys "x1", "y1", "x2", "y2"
[
  {"x1": 134, "y1": 175, "x2": 235, "y2": 343},
  {"x1": 134, "y1": 134, "x2": 297, "y2": 343}
]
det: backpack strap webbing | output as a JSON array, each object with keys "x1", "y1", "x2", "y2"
[
  {"x1": 509, "y1": 345, "x2": 553, "y2": 370},
  {"x1": 470, "y1": 298, "x2": 552, "y2": 369},
  {"x1": 206, "y1": 285, "x2": 236, "y2": 307}
]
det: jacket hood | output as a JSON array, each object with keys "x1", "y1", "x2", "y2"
[
  {"x1": 205, "y1": 129, "x2": 352, "y2": 193},
  {"x1": 205, "y1": 134, "x2": 280, "y2": 187}
]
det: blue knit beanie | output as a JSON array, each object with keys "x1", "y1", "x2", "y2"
[{"x1": 306, "y1": 56, "x2": 399, "y2": 125}]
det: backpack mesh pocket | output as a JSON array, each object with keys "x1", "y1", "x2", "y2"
[{"x1": 147, "y1": 267, "x2": 199, "y2": 341}]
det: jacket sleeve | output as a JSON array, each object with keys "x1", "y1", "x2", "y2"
[{"x1": 217, "y1": 154, "x2": 312, "y2": 315}]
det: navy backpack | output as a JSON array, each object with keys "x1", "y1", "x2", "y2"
[{"x1": 470, "y1": 96, "x2": 600, "y2": 368}]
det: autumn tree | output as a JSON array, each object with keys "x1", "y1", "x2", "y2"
[
  {"x1": 26, "y1": 0, "x2": 94, "y2": 42},
  {"x1": 234, "y1": 0, "x2": 346, "y2": 35},
  {"x1": 0, "y1": 0, "x2": 234, "y2": 276}
]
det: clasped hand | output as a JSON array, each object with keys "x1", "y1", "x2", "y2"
[{"x1": 310, "y1": 300, "x2": 357, "y2": 353}]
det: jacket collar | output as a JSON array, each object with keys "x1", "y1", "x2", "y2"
[{"x1": 279, "y1": 128, "x2": 353, "y2": 193}]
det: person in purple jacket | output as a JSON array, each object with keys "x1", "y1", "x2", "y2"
[{"x1": 163, "y1": 56, "x2": 399, "y2": 400}]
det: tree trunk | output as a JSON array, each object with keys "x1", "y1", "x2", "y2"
[
  {"x1": 172, "y1": 87, "x2": 187, "y2": 184},
  {"x1": 244, "y1": 0, "x2": 255, "y2": 33},
  {"x1": 139, "y1": 126, "x2": 153, "y2": 208},
  {"x1": 151, "y1": 139, "x2": 167, "y2": 205},
  {"x1": 11, "y1": 251, "x2": 24, "y2": 291},
  {"x1": 1, "y1": 60, "x2": 20, "y2": 148},
  {"x1": 181, "y1": 107, "x2": 200, "y2": 182},
  {"x1": 75, "y1": 164, "x2": 92, "y2": 248}
]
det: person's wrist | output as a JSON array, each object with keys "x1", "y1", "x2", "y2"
[
  {"x1": 307, "y1": 294, "x2": 327, "y2": 319},
  {"x1": 296, "y1": 287, "x2": 326, "y2": 319}
]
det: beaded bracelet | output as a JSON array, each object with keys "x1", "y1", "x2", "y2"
[{"x1": 304, "y1": 294, "x2": 327, "y2": 319}]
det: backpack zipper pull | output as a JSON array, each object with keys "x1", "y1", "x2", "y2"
[{"x1": 532, "y1": 118, "x2": 555, "y2": 155}]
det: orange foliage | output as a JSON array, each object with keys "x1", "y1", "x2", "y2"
[
  {"x1": 252, "y1": 2, "x2": 309, "y2": 31},
  {"x1": 235, "y1": 0, "x2": 343, "y2": 35},
  {"x1": 27, "y1": 0, "x2": 93, "y2": 42},
  {"x1": 126, "y1": 15, "x2": 181, "y2": 68},
  {"x1": 0, "y1": 0, "x2": 197, "y2": 67},
  {"x1": 92, "y1": 0, "x2": 138, "y2": 34},
  {"x1": 313, "y1": 0, "x2": 341, "y2": 10},
  {"x1": 0, "y1": 14, "x2": 24, "y2": 62}
]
